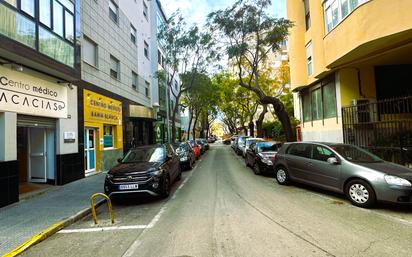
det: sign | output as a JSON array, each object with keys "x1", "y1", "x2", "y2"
[
  {"x1": 63, "y1": 131, "x2": 76, "y2": 143},
  {"x1": 83, "y1": 89, "x2": 122, "y2": 125},
  {"x1": 0, "y1": 66, "x2": 68, "y2": 118}
]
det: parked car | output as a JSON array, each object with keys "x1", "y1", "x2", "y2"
[
  {"x1": 231, "y1": 136, "x2": 239, "y2": 149},
  {"x1": 274, "y1": 142, "x2": 412, "y2": 208},
  {"x1": 104, "y1": 144, "x2": 181, "y2": 198},
  {"x1": 207, "y1": 137, "x2": 216, "y2": 143},
  {"x1": 188, "y1": 140, "x2": 201, "y2": 160},
  {"x1": 245, "y1": 141, "x2": 282, "y2": 175},
  {"x1": 223, "y1": 138, "x2": 231, "y2": 145},
  {"x1": 173, "y1": 142, "x2": 196, "y2": 170},
  {"x1": 235, "y1": 136, "x2": 250, "y2": 155},
  {"x1": 196, "y1": 139, "x2": 208, "y2": 153},
  {"x1": 199, "y1": 138, "x2": 210, "y2": 150},
  {"x1": 243, "y1": 137, "x2": 265, "y2": 157}
]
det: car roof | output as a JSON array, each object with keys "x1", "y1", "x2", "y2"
[{"x1": 283, "y1": 141, "x2": 350, "y2": 147}]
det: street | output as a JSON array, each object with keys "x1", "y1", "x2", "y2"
[{"x1": 23, "y1": 144, "x2": 412, "y2": 257}]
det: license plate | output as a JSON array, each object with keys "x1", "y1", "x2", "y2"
[{"x1": 119, "y1": 184, "x2": 139, "y2": 190}]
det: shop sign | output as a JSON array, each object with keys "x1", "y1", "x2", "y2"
[
  {"x1": 0, "y1": 66, "x2": 68, "y2": 118},
  {"x1": 63, "y1": 131, "x2": 76, "y2": 143},
  {"x1": 84, "y1": 89, "x2": 122, "y2": 125}
]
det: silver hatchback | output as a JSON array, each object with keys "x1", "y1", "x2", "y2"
[{"x1": 273, "y1": 142, "x2": 412, "y2": 208}]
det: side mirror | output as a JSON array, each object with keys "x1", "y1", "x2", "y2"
[
  {"x1": 327, "y1": 157, "x2": 339, "y2": 165},
  {"x1": 117, "y1": 158, "x2": 122, "y2": 163}
]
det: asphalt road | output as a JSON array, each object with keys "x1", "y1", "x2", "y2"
[{"x1": 23, "y1": 144, "x2": 412, "y2": 257}]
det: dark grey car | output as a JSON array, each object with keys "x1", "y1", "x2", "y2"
[{"x1": 273, "y1": 142, "x2": 412, "y2": 208}]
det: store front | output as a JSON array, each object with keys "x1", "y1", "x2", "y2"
[
  {"x1": 124, "y1": 105, "x2": 155, "y2": 153},
  {"x1": 83, "y1": 89, "x2": 123, "y2": 174},
  {"x1": 0, "y1": 65, "x2": 79, "y2": 207}
]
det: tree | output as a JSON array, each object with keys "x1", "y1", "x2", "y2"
[
  {"x1": 157, "y1": 12, "x2": 218, "y2": 142},
  {"x1": 208, "y1": 0, "x2": 294, "y2": 141}
]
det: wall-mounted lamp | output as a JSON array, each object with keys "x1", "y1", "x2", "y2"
[
  {"x1": 0, "y1": 61, "x2": 24, "y2": 72},
  {"x1": 57, "y1": 81, "x2": 74, "y2": 90}
]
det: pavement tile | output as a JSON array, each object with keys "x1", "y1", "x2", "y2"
[{"x1": 0, "y1": 172, "x2": 105, "y2": 256}]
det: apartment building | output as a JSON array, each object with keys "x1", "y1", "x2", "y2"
[
  {"x1": 0, "y1": 0, "x2": 80, "y2": 207},
  {"x1": 288, "y1": 0, "x2": 412, "y2": 164}
]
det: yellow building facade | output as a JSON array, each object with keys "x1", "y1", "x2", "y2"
[
  {"x1": 288, "y1": 0, "x2": 412, "y2": 143},
  {"x1": 83, "y1": 89, "x2": 123, "y2": 174}
]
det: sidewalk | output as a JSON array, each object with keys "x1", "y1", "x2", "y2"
[{"x1": 0, "y1": 172, "x2": 106, "y2": 256}]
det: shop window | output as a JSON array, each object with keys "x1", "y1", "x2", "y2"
[
  {"x1": 323, "y1": 82, "x2": 337, "y2": 118},
  {"x1": 303, "y1": 92, "x2": 311, "y2": 122},
  {"x1": 311, "y1": 88, "x2": 322, "y2": 121},
  {"x1": 104, "y1": 125, "x2": 114, "y2": 148}
]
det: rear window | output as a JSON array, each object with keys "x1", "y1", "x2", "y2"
[{"x1": 257, "y1": 142, "x2": 280, "y2": 152}]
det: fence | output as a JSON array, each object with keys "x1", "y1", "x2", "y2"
[{"x1": 342, "y1": 96, "x2": 412, "y2": 166}]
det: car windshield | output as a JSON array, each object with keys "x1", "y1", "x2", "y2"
[
  {"x1": 121, "y1": 147, "x2": 165, "y2": 163},
  {"x1": 257, "y1": 142, "x2": 279, "y2": 153},
  {"x1": 247, "y1": 139, "x2": 263, "y2": 147},
  {"x1": 331, "y1": 144, "x2": 383, "y2": 163},
  {"x1": 175, "y1": 143, "x2": 189, "y2": 152}
]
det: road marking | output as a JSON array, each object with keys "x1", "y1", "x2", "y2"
[
  {"x1": 58, "y1": 225, "x2": 149, "y2": 233},
  {"x1": 122, "y1": 150, "x2": 201, "y2": 257}
]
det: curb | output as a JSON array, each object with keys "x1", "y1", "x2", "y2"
[{"x1": 2, "y1": 199, "x2": 106, "y2": 257}]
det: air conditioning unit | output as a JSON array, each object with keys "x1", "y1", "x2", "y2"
[{"x1": 351, "y1": 99, "x2": 378, "y2": 123}]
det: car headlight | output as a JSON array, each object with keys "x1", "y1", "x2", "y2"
[
  {"x1": 262, "y1": 158, "x2": 273, "y2": 165},
  {"x1": 150, "y1": 169, "x2": 163, "y2": 176},
  {"x1": 384, "y1": 175, "x2": 412, "y2": 187},
  {"x1": 106, "y1": 174, "x2": 113, "y2": 180}
]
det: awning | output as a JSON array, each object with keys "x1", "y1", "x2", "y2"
[{"x1": 129, "y1": 105, "x2": 155, "y2": 119}]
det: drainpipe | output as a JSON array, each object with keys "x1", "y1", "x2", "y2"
[{"x1": 356, "y1": 68, "x2": 366, "y2": 98}]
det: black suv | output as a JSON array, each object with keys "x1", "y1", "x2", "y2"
[{"x1": 104, "y1": 144, "x2": 181, "y2": 198}]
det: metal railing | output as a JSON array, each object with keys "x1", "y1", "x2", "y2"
[{"x1": 342, "y1": 96, "x2": 412, "y2": 166}]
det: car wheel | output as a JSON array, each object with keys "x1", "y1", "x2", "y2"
[
  {"x1": 345, "y1": 179, "x2": 376, "y2": 208},
  {"x1": 275, "y1": 166, "x2": 289, "y2": 185},
  {"x1": 160, "y1": 175, "x2": 170, "y2": 198},
  {"x1": 188, "y1": 160, "x2": 194, "y2": 170},
  {"x1": 253, "y1": 162, "x2": 261, "y2": 175}
]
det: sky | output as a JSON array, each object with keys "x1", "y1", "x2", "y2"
[{"x1": 162, "y1": 0, "x2": 287, "y2": 26}]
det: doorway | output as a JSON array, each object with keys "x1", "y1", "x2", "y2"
[
  {"x1": 84, "y1": 128, "x2": 96, "y2": 175},
  {"x1": 17, "y1": 126, "x2": 55, "y2": 194}
]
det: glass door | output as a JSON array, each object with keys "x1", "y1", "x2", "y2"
[
  {"x1": 84, "y1": 128, "x2": 96, "y2": 175},
  {"x1": 29, "y1": 128, "x2": 47, "y2": 183}
]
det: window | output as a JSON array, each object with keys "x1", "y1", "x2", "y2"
[
  {"x1": 103, "y1": 125, "x2": 114, "y2": 148},
  {"x1": 53, "y1": 1, "x2": 63, "y2": 36},
  {"x1": 287, "y1": 144, "x2": 312, "y2": 159},
  {"x1": 301, "y1": 76, "x2": 337, "y2": 122},
  {"x1": 306, "y1": 41, "x2": 313, "y2": 76},
  {"x1": 311, "y1": 88, "x2": 322, "y2": 121},
  {"x1": 39, "y1": 0, "x2": 51, "y2": 27},
  {"x1": 157, "y1": 50, "x2": 161, "y2": 65},
  {"x1": 324, "y1": 0, "x2": 368, "y2": 33},
  {"x1": 323, "y1": 82, "x2": 337, "y2": 118},
  {"x1": 144, "y1": 41, "x2": 149, "y2": 59},
  {"x1": 110, "y1": 55, "x2": 120, "y2": 79},
  {"x1": 145, "y1": 81, "x2": 150, "y2": 97},
  {"x1": 65, "y1": 10, "x2": 74, "y2": 42},
  {"x1": 313, "y1": 145, "x2": 334, "y2": 162},
  {"x1": 143, "y1": 0, "x2": 148, "y2": 20},
  {"x1": 39, "y1": 27, "x2": 74, "y2": 66},
  {"x1": 130, "y1": 24, "x2": 136, "y2": 44},
  {"x1": 83, "y1": 36, "x2": 97, "y2": 67},
  {"x1": 303, "y1": 0, "x2": 310, "y2": 31},
  {"x1": 132, "y1": 71, "x2": 138, "y2": 90},
  {"x1": 21, "y1": 0, "x2": 35, "y2": 17},
  {"x1": 303, "y1": 92, "x2": 311, "y2": 122},
  {"x1": 109, "y1": 0, "x2": 118, "y2": 23}
]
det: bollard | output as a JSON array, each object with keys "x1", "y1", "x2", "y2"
[{"x1": 90, "y1": 193, "x2": 115, "y2": 224}]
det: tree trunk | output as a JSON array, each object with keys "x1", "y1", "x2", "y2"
[
  {"x1": 248, "y1": 120, "x2": 254, "y2": 137},
  {"x1": 192, "y1": 111, "x2": 200, "y2": 140},
  {"x1": 256, "y1": 104, "x2": 268, "y2": 138},
  {"x1": 261, "y1": 96, "x2": 294, "y2": 142},
  {"x1": 187, "y1": 107, "x2": 193, "y2": 140}
]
